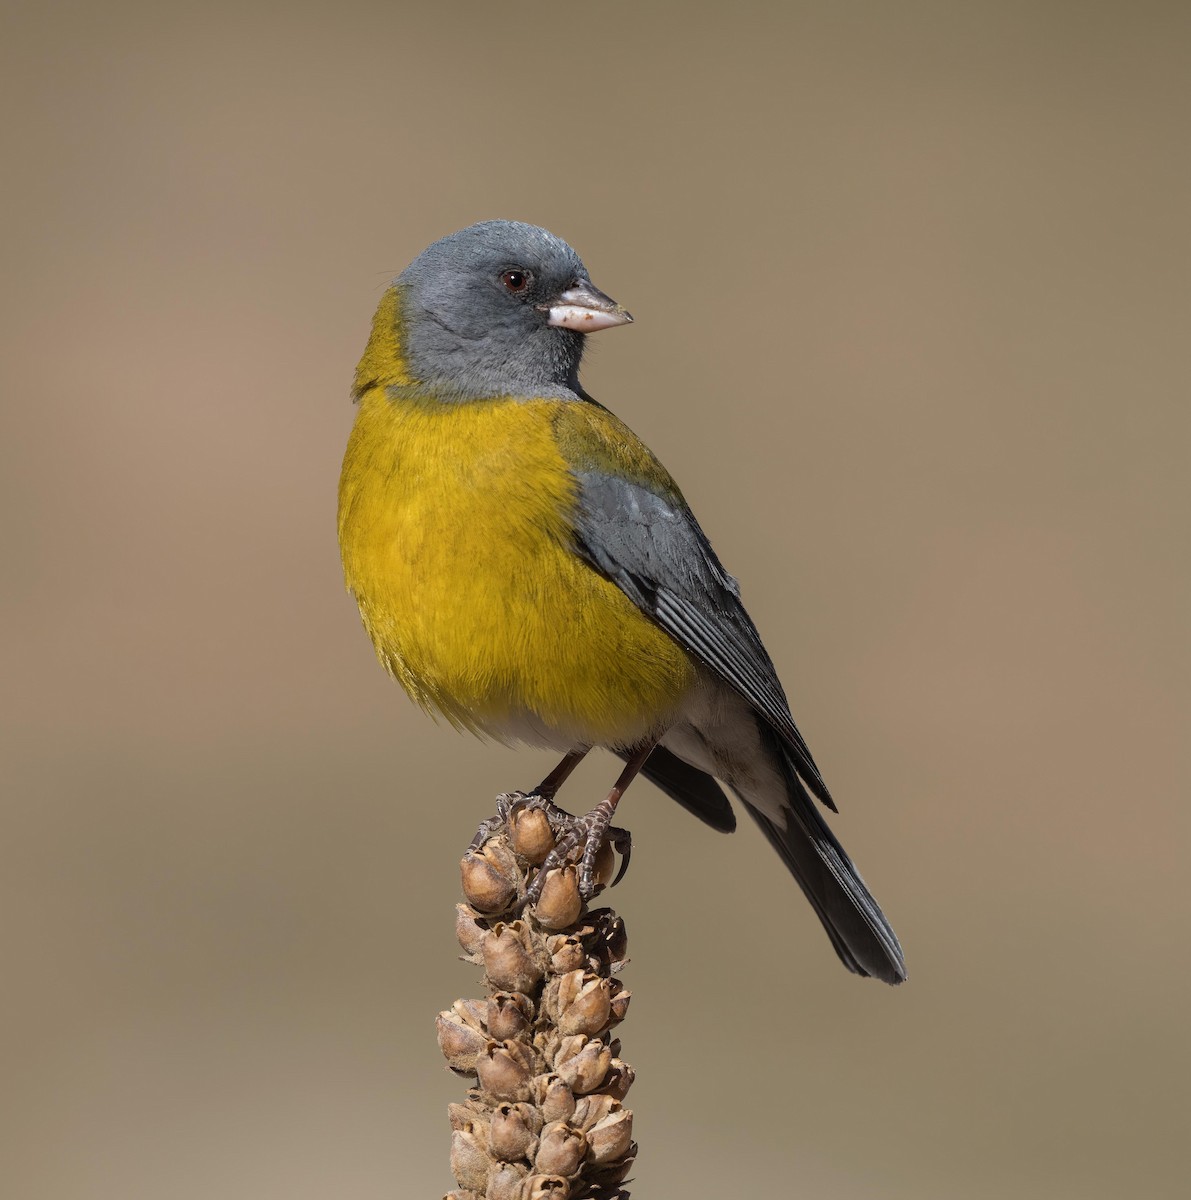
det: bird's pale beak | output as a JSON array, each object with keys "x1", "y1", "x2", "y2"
[{"x1": 543, "y1": 280, "x2": 633, "y2": 332}]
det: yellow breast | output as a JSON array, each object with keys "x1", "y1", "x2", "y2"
[{"x1": 337, "y1": 388, "x2": 697, "y2": 748}]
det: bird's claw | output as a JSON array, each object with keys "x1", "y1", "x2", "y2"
[
  {"x1": 467, "y1": 792, "x2": 526, "y2": 854},
  {"x1": 473, "y1": 791, "x2": 632, "y2": 903},
  {"x1": 526, "y1": 814, "x2": 631, "y2": 904},
  {"x1": 607, "y1": 827, "x2": 632, "y2": 888},
  {"x1": 469, "y1": 790, "x2": 556, "y2": 852}
]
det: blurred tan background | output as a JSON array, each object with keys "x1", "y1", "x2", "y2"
[{"x1": 2, "y1": 2, "x2": 1188, "y2": 1197}]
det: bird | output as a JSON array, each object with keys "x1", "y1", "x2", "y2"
[{"x1": 337, "y1": 220, "x2": 906, "y2": 984}]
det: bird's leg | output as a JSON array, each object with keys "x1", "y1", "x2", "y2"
[
  {"x1": 528, "y1": 740, "x2": 657, "y2": 902},
  {"x1": 576, "y1": 741, "x2": 653, "y2": 897},
  {"x1": 524, "y1": 748, "x2": 589, "y2": 812},
  {"x1": 468, "y1": 750, "x2": 588, "y2": 852}
]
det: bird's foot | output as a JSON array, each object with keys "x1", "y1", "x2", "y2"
[
  {"x1": 525, "y1": 799, "x2": 632, "y2": 903},
  {"x1": 471, "y1": 791, "x2": 631, "y2": 902},
  {"x1": 468, "y1": 790, "x2": 571, "y2": 854},
  {"x1": 468, "y1": 791, "x2": 528, "y2": 854}
]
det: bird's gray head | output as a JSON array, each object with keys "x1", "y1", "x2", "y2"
[{"x1": 394, "y1": 220, "x2": 632, "y2": 400}]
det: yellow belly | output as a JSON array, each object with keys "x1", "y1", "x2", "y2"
[{"x1": 337, "y1": 390, "x2": 697, "y2": 748}]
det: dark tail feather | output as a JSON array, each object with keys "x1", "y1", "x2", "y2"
[
  {"x1": 740, "y1": 746, "x2": 907, "y2": 985},
  {"x1": 630, "y1": 745, "x2": 736, "y2": 833}
]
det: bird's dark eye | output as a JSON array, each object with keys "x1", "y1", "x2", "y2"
[{"x1": 500, "y1": 269, "x2": 532, "y2": 293}]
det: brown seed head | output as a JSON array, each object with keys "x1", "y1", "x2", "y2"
[
  {"x1": 535, "y1": 1121, "x2": 587, "y2": 1177},
  {"x1": 458, "y1": 998, "x2": 488, "y2": 1028},
  {"x1": 487, "y1": 991, "x2": 533, "y2": 1041},
  {"x1": 475, "y1": 1040, "x2": 533, "y2": 1102},
  {"x1": 551, "y1": 1034, "x2": 582, "y2": 1065},
  {"x1": 591, "y1": 839, "x2": 616, "y2": 889},
  {"x1": 509, "y1": 807, "x2": 556, "y2": 863},
  {"x1": 595, "y1": 913, "x2": 629, "y2": 966},
  {"x1": 532, "y1": 867, "x2": 583, "y2": 930},
  {"x1": 482, "y1": 923, "x2": 544, "y2": 995},
  {"x1": 584, "y1": 1106, "x2": 633, "y2": 1165},
  {"x1": 447, "y1": 1102, "x2": 477, "y2": 1132},
  {"x1": 533, "y1": 1073, "x2": 577, "y2": 1123},
  {"x1": 484, "y1": 1161, "x2": 529, "y2": 1200},
  {"x1": 522, "y1": 1176, "x2": 571, "y2": 1200},
  {"x1": 488, "y1": 1102, "x2": 540, "y2": 1162},
  {"x1": 449, "y1": 1124, "x2": 491, "y2": 1192},
  {"x1": 587, "y1": 1149, "x2": 636, "y2": 1188},
  {"x1": 570, "y1": 1093, "x2": 616, "y2": 1132},
  {"x1": 556, "y1": 972, "x2": 612, "y2": 1037},
  {"x1": 544, "y1": 934, "x2": 587, "y2": 975},
  {"x1": 460, "y1": 842, "x2": 521, "y2": 914},
  {"x1": 597, "y1": 1059, "x2": 635, "y2": 1101},
  {"x1": 437, "y1": 1003, "x2": 489, "y2": 1073},
  {"x1": 553, "y1": 1036, "x2": 612, "y2": 1095},
  {"x1": 552, "y1": 970, "x2": 583, "y2": 1013},
  {"x1": 606, "y1": 984, "x2": 630, "y2": 1026},
  {"x1": 445, "y1": 821, "x2": 634, "y2": 1200},
  {"x1": 455, "y1": 904, "x2": 490, "y2": 959}
]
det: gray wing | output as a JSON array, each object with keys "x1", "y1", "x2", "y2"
[{"x1": 572, "y1": 470, "x2": 835, "y2": 811}]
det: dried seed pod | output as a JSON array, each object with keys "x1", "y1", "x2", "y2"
[
  {"x1": 487, "y1": 991, "x2": 533, "y2": 1042},
  {"x1": 461, "y1": 842, "x2": 520, "y2": 914},
  {"x1": 448, "y1": 1101, "x2": 489, "y2": 1132},
  {"x1": 591, "y1": 839, "x2": 616, "y2": 889},
  {"x1": 533, "y1": 866, "x2": 583, "y2": 931},
  {"x1": 606, "y1": 984, "x2": 630, "y2": 1025},
  {"x1": 461, "y1": 998, "x2": 488, "y2": 1026},
  {"x1": 589, "y1": 911, "x2": 628, "y2": 966},
  {"x1": 522, "y1": 1176, "x2": 570, "y2": 1200},
  {"x1": 437, "y1": 1002, "x2": 489, "y2": 1073},
  {"x1": 544, "y1": 934, "x2": 586, "y2": 975},
  {"x1": 552, "y1": 970, "x2": 583, "y2": 1014},
  {"x1": 475, "y1": 1040, "x2": 533, "y2": 1102},
  {"x1": 534, "y1": 1073, "x2": 577, "y2": 1123},
  {"x1": 552, "y1": 1034, "x2": 583, "y2": 1066},
  {"x1": 450, "y1": 1124, "x2": 491, "y2": 1192},
  {"x1": 570, "y1": 1093, "x2": 616, "y2": 1132},
  {"x1": 509, "y1": 806, "x2": 555, "y2": 863},
  {"x1": 587, "y1": 1148, "x2": 636, "y2": 1187},
  {"x1": 553, "y1": 1036, "x2": 612, "y2": 1095},
  {"x1": 535, "y1": 1121, "x2": 587, "y2": 1177},
  {"x1": 456, "y1": 904, "x2": 490, "y2": 958},
  {"x1": 485, "y1": 1161, "x2": 528, "y2": 1200},
  {"x1": 488, "y1": 1102, "x2": 539, "y2": 1162},
  {"x1": 557, "y1": 973, "x2": 612, "y2": 1038},
  {"x1": 585, "y1": 1106, "x2": 633, "y2": 1165},
  {"x1": 482, "y1": 922, "x2": 543, "y2": 994},
  {"x1": 596, "y1": 1059, "x2": 635, "y2": 1101}
]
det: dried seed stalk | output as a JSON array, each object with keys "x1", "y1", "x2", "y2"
[{"x1": 440, "y1": 807, "x2": 636, "y2": 1200}]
